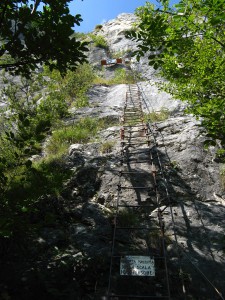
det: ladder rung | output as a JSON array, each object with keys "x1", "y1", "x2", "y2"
[
  {"x1": 126, "y1": 96, "x2": 140, "y2": 99},
  {"x1": 122, "y1": 137, "x2": 148, "y2": 141},
  {"x1": 124, "y1": 108, "x2": 142, "y2": 111},
  {"x1": 112, "y1": 255, "x2": 167, "y2": 259},
  {"x1": 125, "y1": 107, "x2": 141, "y2": 110},
  {"x1": 123, "y1": 128, "x2": 145, "y2": 133},
  {"x1": 123, "y1": 115, "x2": 143, "y2": 122},
  {"x1": 123, "y1": 110, "x2": 142, "y2": 112},
  {"x1": 119, "y1": 171, "x2": 150, "y2": 175},
  {"x1": 118, "y1": 186, "x2": 152, "y2": 190},
  {"x1": 108, "y1": 295, "x2": 169, "y2": 299},
  {"x1": 123, "y1": 113, "x2": 143, "y2": 119},
  {"x1": 121, "y1": 141, "x2": 150, "y2": 146},
  {"x1": 123, "y1": 118, "x2": 143, "y2": 121},
  {"x1": 126, "y1": 99, "x2": 140, "y2": 101},
  {"x1": 120, "y1": 160, "x2": 151, "y2": 164},
  {"x1": 121, "y1": 155, "x2": 151, "y2": 158},
  {"x1": 115, "y1": 226, "x2": 159, "y2": 230},
  {"x1": 121, "y1": 150, "x2": 151, "y2": 155},
  {"x1": 124, "y1": 110, "x2": 142, "y2": 113},
  {"x1": 118, "y1": 204, "x2": 156, "y2": 208},
  {"x1": 121, "y1": 137, "x2": 149, "y2": 140},
  {"x1": 123, "y1": 114, "x2": 143, "y2": 117},
  {"x1": 122, "y1": 124, "x2": 145, "y2": 128}
]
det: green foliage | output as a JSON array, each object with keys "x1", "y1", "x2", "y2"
[
  {"x1": 0, "y1": 61, "x2": 96, "y2": 196},
  {"x1": 0, "y1": 71, "x2": 72, "y2": 237},
  {"x1": 100, "y1": 141, "x2": 115, "y2": 154},
  {"x1": 88, "y1": 33, "x2": 108, "y2": 49},
  {"x1": 0, "y1": 155, "x2": 72, "y2": 238},
  {"x1": 111, "y1": 49, "x2": 133, "y2": 59},
  {"x1": 94, "y1": 67, "x2": 139, "y2": 85},
  {"x1": 0, "y1": 1, "x2": 88, "y2": 76},
  {"x1": 95, "y1": 24, "x2": 103, "y2": 31},
  {"x1": 46, "y1": 117, "x2": 106, "y2": 156},
  {"x1": 0, "y1": 114, "x2": 108, "y2": 239},
  {"x1": 216, "y1": 149, "x2": 225, "y2": 163},
  {"x1": 73, "y1": 94, "x2": 89, "y2": 108},
  {"x1": 127, "y1": 0, "x2": 225, "y2": 146},
  {"x1": 0, "y1": 62, "x2": 98, "y2": 200},
  {"x1": 0, "y1": 64, "x2": 95, "y2": 237},
  {"x1": 1, "y1": 79, "x2": 46, "y2": 170},
  {"x1": 71, "y1": 31, "x2": 88, "y2": 40},
  {"x1": 144, "y1": 108, "x2": 170, "y2": 122},
  {"x1": 219, "y1": 165, "x2": 225, "y2": 190},
  {"x1": 111, "y1": 68, "x2": 134, "y2": 84},
  {"x1": 170, "y1": 160, "x2": 181, "y2": 171},
  {"x1": 0, "y1": 53, "x2": 15, "y2": 66},
  {"x1": 117, "y1": 209, "x2": 139, "y2": 227},
  {"x1": 1, "y1": 73, "x2": 68, "y2": 157},
  {"x1": 0, "y1": 115, "x2": 109, "y2": 239},
  {"x1": 44, "y1": 63, "x2": 95, "y2": 108}
]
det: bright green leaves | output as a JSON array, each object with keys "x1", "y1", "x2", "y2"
[
  {"x1": 0, "y1": 1, "x2": 88, "y2": 77},
  {"x1": 127, "y1": 0, "x2": 225, "y2": 146},
  {"x1": 126, "y1": 3, "x2": 172, "y2": 69}
]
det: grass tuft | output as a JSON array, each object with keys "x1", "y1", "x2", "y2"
[
  {"x1": 46, "y1": 117, "x2": 112, "y2": 156},
  {"x1": 100, "y1": 141, "x2": 115, "y2": 154},
  {"x1": 144, "y1": 108, "x2": 170, "y2": 122},
  {"x1": 93, "y1": 68, "x2": 142, "y2": 85},
  {"x1": 220, "y1": 164, "x2": 225, "y2": 190}
]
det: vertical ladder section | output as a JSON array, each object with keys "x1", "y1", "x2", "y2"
[{"x1": 107, "y1": 85, "x2": 171, "y2": 299}]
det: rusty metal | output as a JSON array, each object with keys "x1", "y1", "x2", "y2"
[
  {"x1": 118, "y1": 186, "x2": 154, "y2": 190},
  {"x1": 115, "y1": 226, "x2": 159, "y2": 230},
  {"x1": 121, "y1": 141, "x2": 150, "y2": 146},
  {"x1": 118, "y1": 204, "x2": 158, "y2": 208},
  {"x1": 107, "y1": 84, "x2": 171, "y2": 299},
  {"x1": 109, "y1": 295, "x2": 169, "y2": 299},
  {"x1": 84, "y1": 62, "x2": 225, "y2": 299},
  {"x1": 120, "y1": 160, "x2": 152, "y2": 164},
  {"x1": 122, "y1": 125, "x2": 146, "y2": 129}
]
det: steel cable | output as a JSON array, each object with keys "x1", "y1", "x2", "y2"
[
  {"x1": 130, "y1": 62, "x2": 224, "y2": 300},
  {"x1": 107, "y1": 82, "x2": 171, "y2": 299}
]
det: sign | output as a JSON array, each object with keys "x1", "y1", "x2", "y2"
[
  {"x1": 120, "y1": 256, "x2": 155, "y2": 277},
  {"x1": 101, "y1": 58, "x2": 122, "y2": 66}
]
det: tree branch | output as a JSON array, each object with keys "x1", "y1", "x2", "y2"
[
  {"x1": 0, "y1": 57, "x2": 43, "y2": 70},
  {"x1": 155, "y1": 9, "x2": 225, "y2": 48},
  {"x1": 31, "y1": 0, "x2": 41, "y2": 14}
]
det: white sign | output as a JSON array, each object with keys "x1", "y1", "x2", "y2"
[
  {"x1": 107, "y1": 59, "x2": 117, "y2": 64},
  {"x1": 120, "y1": 256, "x2": 155, "y2": 277}
]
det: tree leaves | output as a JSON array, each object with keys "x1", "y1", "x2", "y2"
[
  {"x1": 128, "y1": 0, "x2": 225, "y2": 146},
  {"x1": 25, "y1": 160, "x2": 32, "y2": 169},
  {"x1": 0, "y1": 1, "x2": 88, "y2": 77}
]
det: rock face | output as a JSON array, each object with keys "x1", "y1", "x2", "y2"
[
  {"x1": 70, "y1": 70, "x2": 184, "y2": 123},
  {"x1": 65, "y1": 102, "x2": 225, "y2": 299},
  {"x1": 2, "y1": 13, "x2": 225, "y2": 300},
  {"x1": 98, "y1": 13, "x2": 137, "y2": 53},
  {"x1": 68, "y1": 13, "x2": 225, "y2": 299}
]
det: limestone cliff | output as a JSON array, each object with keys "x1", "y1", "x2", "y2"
[
  {"x1": 66, "y1": 13, "x2": 225, "y2": 299},
  {"x1": 1, "y1": 13, "x2": 225, "y2": 300}
]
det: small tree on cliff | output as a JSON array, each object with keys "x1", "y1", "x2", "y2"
[{"x1": 127, "y1": 0, "x2": 225, "y2": 146}]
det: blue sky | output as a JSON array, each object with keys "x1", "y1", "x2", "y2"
[{"x1": 70, "y1": 0, "x2": 177, "y2": 33}]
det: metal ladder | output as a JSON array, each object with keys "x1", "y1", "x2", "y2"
[{"x1": 107, "y1": 84, "x2": 171, "y2": 299}]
